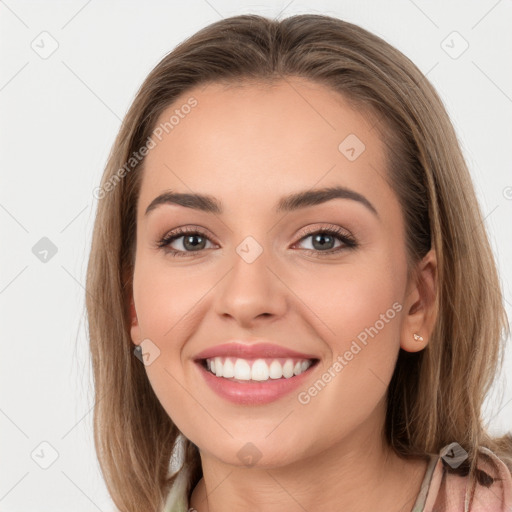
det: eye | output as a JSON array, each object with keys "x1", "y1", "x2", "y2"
[
  {"x1": 156, "y1": 226, "x2": 216, "y2": 258},
  {"x1": 293, "y1": 226, "x2": 358, "y2": 256},
  {"x1": 156, "y1": 225, "x2": 358, "y2": 258}
]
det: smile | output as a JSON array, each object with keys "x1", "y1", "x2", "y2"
[
  {"x1": 195, "y1": 357, "x2": 320, "y2": 405},
  {"x1": 203, "y1": 357, "x2": 315, "y2": 382}
]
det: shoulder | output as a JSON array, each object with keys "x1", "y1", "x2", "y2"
[{"x1": 420, "y1": 445, "x2": 512, "y2": 512}]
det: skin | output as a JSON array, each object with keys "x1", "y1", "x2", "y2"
[{"x1": 130, "y1": 78, "x2": 438, "y2": 512}]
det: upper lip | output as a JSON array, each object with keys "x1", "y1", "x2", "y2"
[{"x1": 194, "y1": 341, "x2": 319, "y2": 361}]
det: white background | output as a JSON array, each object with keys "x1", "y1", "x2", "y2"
[{"x1": 1, "y1": 1, "x2": 511, "y2": 510}]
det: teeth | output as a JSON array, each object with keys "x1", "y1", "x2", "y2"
[
  {"x1": 214, "y1": 357, "x2": 223, "y2": 377},
  {"x1": 251, "y1": 359, "x2": 269, "y2": 381},
  {"x1": 204, "y1": 357, "x2": 314, "y2": 381},
  {"x1": 234, "y1": 358, "x2": 251, "y2": 380},
  {"x1": 269, "y1": 360, "x2": 283, "y2": 379},
  {"x1": 283, "y1": 359, "x2": 294, "y2": 378},
  {"x1": 223, "y1": 357, "x2": 235, "y2": 378}
]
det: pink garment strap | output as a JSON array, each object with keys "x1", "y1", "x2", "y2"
[{"x1": 422, "y1": 446, "x2": 512, "y2": 512}]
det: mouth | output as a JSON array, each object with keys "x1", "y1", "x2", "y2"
[
  {"x1": 194, "y1": 355, "x2": 320, "y2": 405},
  {"x1": 192, "y1": 341, "x2": 321, "y2": 405},
  {"x1": 198, "y1": 356, "x2": 320, "y2": 382}
]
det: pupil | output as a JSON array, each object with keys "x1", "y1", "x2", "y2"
[
  {"x1": 184, "y1": 235, "x2": 205, "y2": 251},
  {"x1": 313, "y1": 233, "x2": 333, "y2": 250}
]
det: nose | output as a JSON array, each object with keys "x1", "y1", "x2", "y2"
[{"x1": 213, "y1": 243, "x2": 288, "y2": 328}]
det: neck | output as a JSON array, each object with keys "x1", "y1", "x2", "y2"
[{"x1": 189, "y1": 401, "x2": 428, "y2": 512}]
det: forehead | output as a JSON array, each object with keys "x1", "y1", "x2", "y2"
[{"x1": 138, "y1": 78, "x2": 391, "y2": 216}]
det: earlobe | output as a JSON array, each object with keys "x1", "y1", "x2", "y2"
[
  {"x1": 400, "y1": 248, "x2": 438, "y2": 353},
  {"x1": 402, "y1": 332, "x2": 426, "y2": 352}
]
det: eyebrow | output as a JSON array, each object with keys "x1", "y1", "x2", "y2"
[{"x1": 144, "y1": 185, "x2": 378, "y2": 217}]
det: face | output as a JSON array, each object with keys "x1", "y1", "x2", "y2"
[{"x1": 130, "y1": 78, "x2": 427, "y2": 467}]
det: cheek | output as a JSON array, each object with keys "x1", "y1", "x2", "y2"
[
  {"x1": 289, "y1": 252, "x2": 405, "y2": 414},
  {"x1": 133, "y1": 255, "x2": 208, "y2": 341},
  {"x1": 294, "y1": 253, "x2": 404, "y2": 350},
  {"x1": 131, "y1": 256, "x2": 207, "y2": 432},
  {"x1": 131, "y1": 255, "x2": 221, "y2": 412}
]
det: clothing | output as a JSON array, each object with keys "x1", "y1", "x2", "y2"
[
  {"x1": 163, "y1": 465, "x2": 190, "y2": 512},
  {"x1": 412, "y1": 445, "x2": 512, "y2": 511},
  {"x1": 163, "y1": 445, "x2": 512, "y2": 512}
]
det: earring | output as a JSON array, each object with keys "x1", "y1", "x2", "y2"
[{"x1": 413, "y1": 333, "x2": 424, "y2": 342}]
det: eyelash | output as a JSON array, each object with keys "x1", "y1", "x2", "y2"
[{"x1": 156, "y1": 225, "x2": 358, "y2": 258}]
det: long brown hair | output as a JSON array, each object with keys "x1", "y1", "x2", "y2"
[{"x1": 85, "y1": 13, "x2": 512, "y2": 511}]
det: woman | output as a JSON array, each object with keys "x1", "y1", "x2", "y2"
[{"x1": 86, "y1": 14, "x2": 512, "y2": 512}]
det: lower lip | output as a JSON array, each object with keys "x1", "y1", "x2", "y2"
[{"x1": 195, "y1": 360, "x2": 318, "y2": 405}]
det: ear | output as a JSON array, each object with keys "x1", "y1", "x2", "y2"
[
  {"x1": 129, "y1": 295, "x2": 141, "y2": 346},
  {"x1": 400, "y1": 248, "x2": 438, "y2": 352}
]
